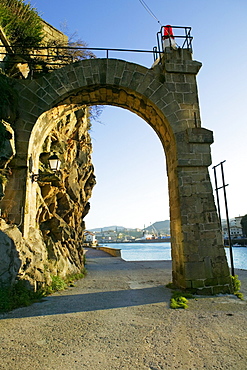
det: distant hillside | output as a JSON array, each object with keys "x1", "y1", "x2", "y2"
[
  {"x1": 88, "y1": 225, "x2": 127, "y2": 232},
  {"x1": 145, "y1": 220, "x2": 170, "y2": 234},
  {"x1": 89, "y1": 220, "x2": 170, "y2": 234}
]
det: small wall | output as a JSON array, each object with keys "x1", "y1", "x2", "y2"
[
  {"x1": 96, "y1": 246, "x2": 122, "y2": 258},
  {"x1": 41, "y1": 20, "x2": 68, "y2": 45}
]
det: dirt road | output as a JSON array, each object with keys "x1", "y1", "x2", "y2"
[{"x1": 0, "y1": 248, "x2": 247, "y2": 369}]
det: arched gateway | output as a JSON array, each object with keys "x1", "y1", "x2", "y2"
[{"x1": 4, "y1": 49, "x2": 231, "y2": 294}]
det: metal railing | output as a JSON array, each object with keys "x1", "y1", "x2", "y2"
[
  {"x1": 0, "y1": 26, "x2": 193, "y2": 76},
  {"x1": 212, "y1": 160, "x2": 235, "y2": 276},
  {"x1": 0, "y1": 44, "x2": 158, "y2": 76}
]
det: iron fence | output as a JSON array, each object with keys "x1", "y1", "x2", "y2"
[{"x1": 0, "y1": 26, "x2": 193, "y2": 75}]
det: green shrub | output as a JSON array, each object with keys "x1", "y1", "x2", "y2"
[
  {"x1": 235, "y1": 291, "x2": 244, "y2": 300},
  {"x1": 231, "y1": 275, "x2": 241, "y2": 293},
  {"x1": 231, "y1": 275, "x2": 244, "y2": 300},
  {"x1": 170, "y1": 295, "x2": 188, "y2": 309},
  {"x1": 0, "y1": 0, "x2": 43, "y2": 49},
  {"x1": 50, "y1": 275, "x2": 67, "y2": 291},
  {"x1": 166, "y1": 284, "x2": 194, "y2": 309}
]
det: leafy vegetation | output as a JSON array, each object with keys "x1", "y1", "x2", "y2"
[
  {"x1": 0, "y1": 268, "x2": 87, "y2": 313},
  {"x1": 170, "y1": 295, "x2": 188, "y2": 309},
  {"x1": 170, "y1": 290, "x2": 194, "y2": 309},
  {"x1": 0, "y1": 0, "x2": 43, "y2": 49},
  {"x1": 166, "y1": 283, "x2": 194, "y2": 309},
  {"x1": 231, "y1": 275, "x2": 244, "y2": 300},
  {"x1": 0, "y1": 280, "x2": 43, "y2": 312}
]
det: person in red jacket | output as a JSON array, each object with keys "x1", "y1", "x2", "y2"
[{"x1": 162, "y1": 25, "x2": 177, "y2": 50}]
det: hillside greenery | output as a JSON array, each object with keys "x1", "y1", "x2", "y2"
[{"x1": 0, "y1": 0, "x2": 43, "y2": 49}]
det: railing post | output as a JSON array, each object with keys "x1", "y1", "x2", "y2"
[{"x1": 212, "y1": 160, "x2": 235, "y2": 276}]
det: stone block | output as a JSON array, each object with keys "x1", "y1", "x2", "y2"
[
  {"x1": 129, "y1": 71, "x2": 146, "y2": 90},
  {"x1": 184, "y1": 261, "x2": 206, "y2": 280},
  {"x1": 173, "y1": 92, "x2": 184, "y2": 103},
  {"x1": 114, "y1": 60, "x2": 126, "y2": 79},
  {"x1": 217, "y1": 275, "x2": 231, "y2": 286},
  {"x1": 172, "y1": 74, "x2": 185, "y2": 83},
  {"x1": 187, "y1": 128, "x2": 214, "y2": 144},
  {"x1": 191, "y1": 279, "x2": 205, "y2": 289},
  {"x1": 212, "y1": 285, "x2": 231, "y2": 295},
  {"x1": 185, "y1": 280, "x2": 192, "y2": 288},
  {"x1": 121, "y1": 69, "x2": 133, "y2": 87},
  {"x1": 175, "y1": 83, "x2": 191, "y2": 93},
  {"x1": 196, "y1": 286, "x2": 213, "y2": 295},
  {"x1": 73, "y1": 65, "x2": 86, "y2": 85},
  {"x1": 150, "y1": 85, "x2": 167, "y2": 104},
  {"x1": 164, "y1": 101, "x2": 180, "y2": 117},
  {"x1": 204, "y1": 277, "x2": 218, "y2": 286}
]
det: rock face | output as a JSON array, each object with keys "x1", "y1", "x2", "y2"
[
  {"x1": 0, "y1": 107, "x2": 96, "y2": 289},
  {"x1": 0, "y1": 19, "x2": 97, "y2": 290}
]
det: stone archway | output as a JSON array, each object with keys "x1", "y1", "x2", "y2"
[{"x1": 3, "y1": 50, "x2": 231, "y2": 293}]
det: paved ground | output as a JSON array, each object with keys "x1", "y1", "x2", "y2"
[{"x1": 0, "y1": 248, "x2": 247, "y2": 369}]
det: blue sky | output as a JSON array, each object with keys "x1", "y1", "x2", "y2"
[{"x1": 30, "y1": 0, "x2": 247, "y2": 229}]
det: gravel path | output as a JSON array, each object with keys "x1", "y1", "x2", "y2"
[{"x1": 0, "y1": 248, "x2": 247, "y2": 370}]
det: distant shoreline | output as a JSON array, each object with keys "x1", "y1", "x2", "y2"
[{"x1": 99, "y1": 239, "x2": 171, "y2": 244}]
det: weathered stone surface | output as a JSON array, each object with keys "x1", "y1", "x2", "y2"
[
  {"x1": 0, "y1": 227, "x2": 21, "y2": 286},
  {"x1": 0, "y1": 107, "x2": 94, "y2": 289},
  {"x1": 0, "y1": 219, "x2": 50, "y2": 289}
]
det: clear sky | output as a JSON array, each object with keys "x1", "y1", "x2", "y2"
[{"x1": 30, "y1": 0, "x2": 247, "y2": 229}]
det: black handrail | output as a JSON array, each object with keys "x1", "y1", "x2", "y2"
[
  {"x1": 0, "y1": 45, "x2": 162, "y2": 73},
  {"x1": 0, "y1": 25, "x2": 193, "y2": 75}
]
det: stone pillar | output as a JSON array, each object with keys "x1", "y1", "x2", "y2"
[{"x1": 169, "y1": 128, "x2": 231, "y2": 294}]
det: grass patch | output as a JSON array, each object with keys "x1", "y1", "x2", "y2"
[
  {"x1": 0, "y1": 280, "x2": 44, "y2": 313},
  {"x1": 0, "y1": 268, "x2": 87, "y2": 313},
  {"x1": 44, "y1": 268, "x2": 87, "y2": 295}
]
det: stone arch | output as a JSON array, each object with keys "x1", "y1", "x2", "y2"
[{"x1": 5, "y1": 54, "x2": 231, "y2": 293}]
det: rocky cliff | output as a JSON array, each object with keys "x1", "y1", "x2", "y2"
[
  {"x1": 0, "y1": 14, "x2": 97, "y2": 290},
  {"x1": 0, "y1": 106, "x2": 96, "y2": 290}
]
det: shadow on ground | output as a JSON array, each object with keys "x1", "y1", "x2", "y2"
[{"x1": 1, "y1": 285, "x2": 169, "y2": 319}]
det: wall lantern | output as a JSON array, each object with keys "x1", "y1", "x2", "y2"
[
  {"x1": 48, "y1": 154, "x2": 61, "y2": 172},
  {"x1": 31, "y1": 154, "x2": 61, "y2": 182}
]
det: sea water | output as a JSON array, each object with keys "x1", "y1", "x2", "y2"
[{"x1": 102, "y1": 242, "x2": 247, "y2": 270}]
